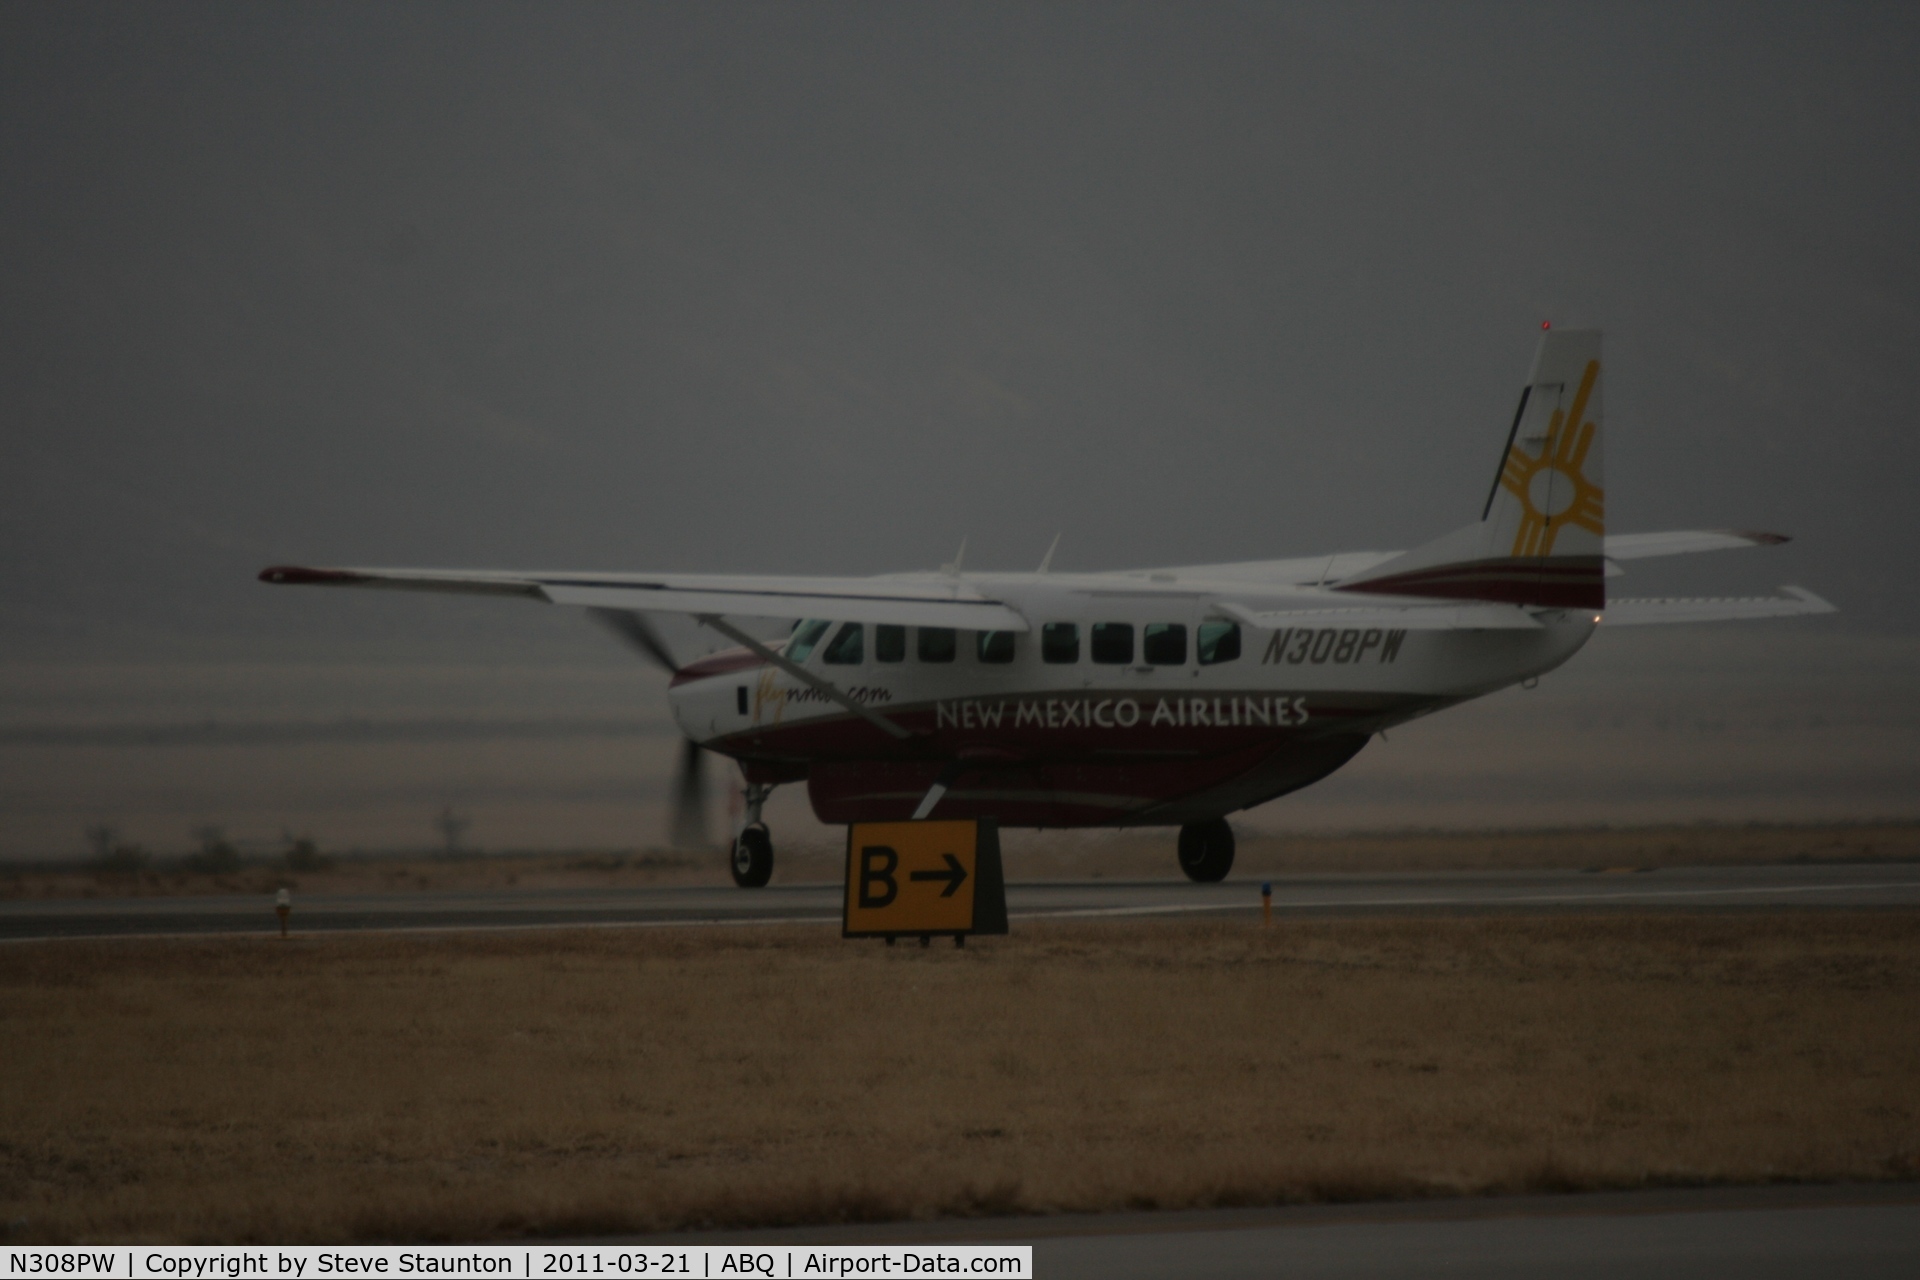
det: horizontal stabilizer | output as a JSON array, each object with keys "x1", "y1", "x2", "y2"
[
  {"x1": 1603, "y1": 529, "x2": 1790, "y2": 561},
  {"x1": 1600, "y1": 586, "x2": 1835, "y2": 626}
]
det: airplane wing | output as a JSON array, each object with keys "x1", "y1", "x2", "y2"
[
  {"x1": 1602, "y1": 529, "x2": 1789, "y2": 560},
  {"x1": 1219, "y1": 585, "x2": 1835, "y2": 630},
  {"x1": 1155, "y1": 531, "x2": 1788, "y2": 589},
  {"x1": 1214, "y1": 601, "x2": 1545, "y2": 630},
  {"x1": 1600, "y1": 586, "x2": 1835, "y2": 625},
  {"x1": 257, "y1": 566, "x2": 1031, "y2": 631}
]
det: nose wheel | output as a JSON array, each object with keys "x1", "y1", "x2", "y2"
[
  {"x1": 731, "y1": 824, "x2": 773, "y2": 888},
  {"x1": 1177, "y1": 818, "x2": 1235, "y2": 883},
  {"x1": 729, "y1": 781, "x2": 777, "y2": 888}
]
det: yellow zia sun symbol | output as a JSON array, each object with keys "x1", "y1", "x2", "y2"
[{"x1": 1500, "y1": 358, "x2": 1605, "y2": 557}]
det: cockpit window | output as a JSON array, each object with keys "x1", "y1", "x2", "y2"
[
  {"x1": 875, "y1": 624, "x2": 906, "y2": 663},
  {"x1": 823, "y1": 622, "x2": 864, "y2": 664},
  {"x1": 1198, "y1": 620, "x2": 1242, "y2": 665},
  {"x1": 786, "y1": 619, "x2": 831, "y2": 663},
  {"x1": 918, "y1": 627, "x2": 957, "y2": 663},
  {"x1": 977, "y1": 631, "x2": 1015, "y2": 663}
]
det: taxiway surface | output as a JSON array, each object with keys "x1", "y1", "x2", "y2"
[{"x1": 3, "y1": 862, "x2": 1916, "y2": 941}]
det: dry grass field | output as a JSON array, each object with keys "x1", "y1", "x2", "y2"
[
  {"x1": 2, "y1": 913, "x2": 1917, "y2": 1243},
  {"x1": 5, "y1": 821, "x2": 1917, "y2": 898}
]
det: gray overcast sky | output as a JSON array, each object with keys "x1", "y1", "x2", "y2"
[{"x1": 2, "y1": 3, "x2": 1916, "y2": 855}]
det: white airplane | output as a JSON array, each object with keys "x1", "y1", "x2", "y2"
[{"x1": 261, "y1": 330, "x2": 1832, "y2": 886}]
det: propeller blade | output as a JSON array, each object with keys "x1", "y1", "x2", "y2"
[
  {"x1": 669, "y1": 737, "x2": 711, "y2": 850},
  {"x1": 589, "y1": 608, "x2": 681, "y2": 674}
]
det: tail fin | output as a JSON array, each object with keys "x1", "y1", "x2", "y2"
[{"x1": 1337, "y1": 329, "x2": 1605, "y2": 611}]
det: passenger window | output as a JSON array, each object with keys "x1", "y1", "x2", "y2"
[
  {"x1": 1090, "y1": 622, "x2": 1134, "y2": 664},
  {"x1": 977, "y1": 631, "x2": 1016, "y2": 663},
  {"x1": 1041, "y1": 622, "x2": 1079, "y2": 664},
  {"x1": 918, "y1": 627, "x2": 957, "y2": 663},
  {"x1": 823, "y1": 622, "x2": 864, "y2": 664},
  {"x1": 786, "y1": 619, "x2": 831, "y2": 663},
  {"x1": 1143, "y1": 623, "x2": 1187, "y2": 666},
  {"x1": 1198, "y1": 620, "x2": 1242, "y2": 665},
  {"x1": 875, "y1": 624, "x2": 906, "y2": 663}
]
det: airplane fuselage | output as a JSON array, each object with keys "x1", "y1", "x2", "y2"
[{"x1": 668, "y1": 572, "x2": 1597, "y2": 828}]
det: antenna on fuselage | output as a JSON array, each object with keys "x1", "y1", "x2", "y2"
[
  {"x1": 942, "y1": 536, "x2": 968, "y2": 577},
  {"x1": 1036, "y1": 532, "x2": 1061, "y2": 574}
]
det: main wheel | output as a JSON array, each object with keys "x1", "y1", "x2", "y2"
[
  {"x1": 1177, "y1": 818, "x2": 1235, "y2": 883},
  {"x1": 731, "y1": 824, "x2": 773, "y2": 888}
]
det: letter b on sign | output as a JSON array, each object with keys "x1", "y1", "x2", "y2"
[{"x1": 858, "y1": 846, "x2": 899, "y2": 908}]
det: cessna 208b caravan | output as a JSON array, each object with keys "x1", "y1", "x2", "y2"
[{"x1": 261, "y1": 330, "x2": 1832, "y2": 886}]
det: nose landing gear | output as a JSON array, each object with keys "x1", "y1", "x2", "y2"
[
  {"x1": 731, "y1": 825, "x2": 772, "y2": 887},
  {"x1": 1177, "y1": 818, "x2": 1235, "y2": 883},
  {"x1": 730, "y1": 782, "x2": 777, "y2": 888}
]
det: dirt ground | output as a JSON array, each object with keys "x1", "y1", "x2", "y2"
[
  {"x1": 2, "y1": 913, "x2": 1916, "y2": 1243},
  {"x1": 5, "y1": 821, "x2": 1917, "y2": 899}
]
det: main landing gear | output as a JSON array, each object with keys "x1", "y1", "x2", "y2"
[
  {"x1": 1178, "y1": 818, "x2": 1235, "y2": 883},
  {"x1": 730, "y1": 782, "x2": 777, "y2": 888}
]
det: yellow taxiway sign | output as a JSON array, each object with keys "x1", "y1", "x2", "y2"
[{"x1": 842, "y1": 819, "x2": 1007, "y2": 940}]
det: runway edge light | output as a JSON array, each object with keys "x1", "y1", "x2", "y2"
[{"x1": 842, "y1": 818, "x2": 1008, "y2": 945}]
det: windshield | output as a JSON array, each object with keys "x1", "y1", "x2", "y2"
[{"x1": 785, "y1": 619, "x2": 832, "y2": 663}]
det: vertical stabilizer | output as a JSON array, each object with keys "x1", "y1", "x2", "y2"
[
  {"x1": 1337, "y1": 329, "x2": 1605, "y2": 610},
  {"x1": 1484, "y1": 330, "x2": 1605, "y2": 561}
]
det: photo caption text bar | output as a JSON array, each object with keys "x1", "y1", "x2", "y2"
[{"x1": 6, "y1": 1246, "x2": 1032, "y2": 1280}]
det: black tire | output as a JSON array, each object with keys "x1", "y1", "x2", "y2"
[
  {"x1": 1177, "y1": 818, "x2": 1235, "y2": 883},
  {"x1": 730, "y1": 824, "x2": 773, "y2": 888}
]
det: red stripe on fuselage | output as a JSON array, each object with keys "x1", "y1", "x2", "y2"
[
  {"x1": 676, "y1": 676, "x2": 1433, "y2": 827},
  {"x1": 1336, "y1": 556, "x2": 1604, "y2": 610},
  {"x1": 699, "y1": 688, "x2": 1434, "y2": 765},
  {"x1": 805, "y1": 732, "x2": 1374, "y2": 827}
]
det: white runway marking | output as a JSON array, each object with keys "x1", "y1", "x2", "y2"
[{"x1": 1022, "y1": 879, "x2": 1920, "y2": 920}]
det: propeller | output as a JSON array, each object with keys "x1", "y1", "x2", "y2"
[
  {"x1": 588, "y1": 607, "x2": 682, "y2": 674},
  {"x1": 588, "y1": 608, "x2": 715, "y2": 851},
  {"x1": 671, "y1": 737, "x2": 710, "y2": 850}
]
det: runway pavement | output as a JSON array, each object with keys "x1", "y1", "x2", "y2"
[
  {"x1": 3, "y1": 861, "x2": 1917, "y2": 941},
  {"x1": 1026, "y1": 1198, "x2": 1920, "y2": 1279},
  {"x1": 615, "y1": 1184, "x2": 1920, "y2": 1279}
]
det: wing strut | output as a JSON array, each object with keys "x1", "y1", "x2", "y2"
[
  {"x1": 911, "y1": 760, "x2": 967, "y2": 820},
  {"x1": 694, "y1": 615, "x2": 914, "y2": 740}
]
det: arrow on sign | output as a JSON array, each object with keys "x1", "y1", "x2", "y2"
[{"x1": 909, "y1": 852, "x2": 969, "y2": 898}]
